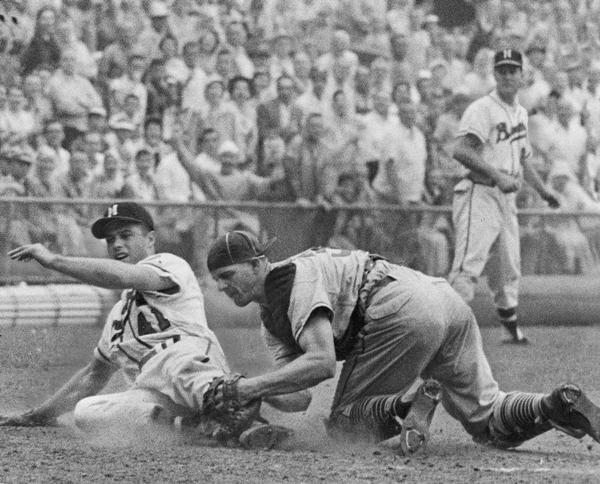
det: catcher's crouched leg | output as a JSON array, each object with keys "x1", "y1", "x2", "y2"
[{"x1": 201, "y1": 373, "x2": 294, "y2": 449}]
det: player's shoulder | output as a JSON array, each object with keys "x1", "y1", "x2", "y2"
[{"x1": 138, "y1": 252, "x2": 194, "y2": 276}]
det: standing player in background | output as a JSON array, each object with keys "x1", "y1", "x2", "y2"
[
  {"x1": 448, "y1": 50, "x2": 560, "y2": 344},
  {"x1": 0, "y1": 202, "x2": 296, "y2": 449},
  {"x1": 205, "y1": 231, "x2": 600, "y2": 456}
]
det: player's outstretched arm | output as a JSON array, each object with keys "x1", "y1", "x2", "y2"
[
  {"x1": 0, "y1": 356, "x2": 115, "y2": 427},
  {"x1": 8, "y1": 243, "x2": 174, "y2": 291},
  {"x1": 236, "y1": 308, "x2": 337, "y2": 404}
]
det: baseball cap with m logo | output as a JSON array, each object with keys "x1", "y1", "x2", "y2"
[{"x1": 91, "y1": 202, "x2": 155, "y2": 239}]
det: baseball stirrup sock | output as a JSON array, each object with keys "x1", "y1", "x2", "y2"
[
  {"x1": 497, "y1": 308, "x2": 524, "y2": 339},
  {"x1": 499, "y1": 392, "x2": 546, "y2": 431},
  {"x1": 349, "y1": 395, "x2": 411, "y2": 425}
]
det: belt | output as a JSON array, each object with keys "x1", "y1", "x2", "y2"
[
  {"x1": 334, "y1": 254, "x2": 385, "y2": 360},
  {"x1": 138, "y1": 335, "x2": 181, "y2": 369}
]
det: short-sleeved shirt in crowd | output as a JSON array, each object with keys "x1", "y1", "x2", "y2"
[
  {"x1": 457, "y1": 90, "x2": 531, "y2": 177},
  {"x1": 94, "y1": 253, "x2": 219, "y2": 384}
]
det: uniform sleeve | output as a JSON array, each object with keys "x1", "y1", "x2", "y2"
[
  {"x1": 456, "y1": 99, "x2": 490, "y2": 144},
  {"x1": 138, "y1": 253, "x2": 191, "y2": 298},
  {"x1": 288, "y1": 266, "x2": 333, "y2": 342},
  {"x1": 92, "y1": 303, "x2": 121, "y2": 368}
]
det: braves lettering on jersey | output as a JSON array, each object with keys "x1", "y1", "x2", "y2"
[
  {"x1": 457, "y1": 90, "x2": 531, "y2": 176},
  {"x1": 94, "y1": 253, "x2": 220, "y2": 383}
]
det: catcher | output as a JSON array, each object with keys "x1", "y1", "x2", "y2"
[
  {"x1": 0, "y1": 202, "x2": 298, "y2": 449},
  {"x1": 206, "y1": 231, "x2": 600, "y2": 455}
]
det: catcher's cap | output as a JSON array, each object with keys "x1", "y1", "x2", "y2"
[
  {"x1": 494, "y1": 49, "x2": 523, "y2": 69},
  {"x1": 207, "y1": 231, "x2": 276, "y2": 272},
  {"x1": 91, "y1": 202, "x2": 154, "y2": 239}
]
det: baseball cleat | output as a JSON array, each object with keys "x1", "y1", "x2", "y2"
[
  {"x1": 379, "y1": 379, "x2": 442, "y2": 456},
  {"x1": 239, "y1": 423, "x2": 294, "y2": 450},
  {"x1": 544, "y1": 384, "x2": 600, "y2": 442}
]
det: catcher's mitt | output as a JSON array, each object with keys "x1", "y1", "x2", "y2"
[
  {"x1": 202, "y1": 373, "x2": 262, "y2": 443},
  {"x1": 0, "y1": 409, "x2": 58, "y2": 427}
]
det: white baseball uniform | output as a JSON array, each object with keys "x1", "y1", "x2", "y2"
[
  {"x1": 74, "y1": 253, "x2": 229, "y2": 433},
  {"x1": 448, "y1": 90, "x2": 531, "y2": 310}
]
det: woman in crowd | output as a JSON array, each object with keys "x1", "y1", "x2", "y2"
[{"x1": 21, "y1": 6, "x2": 61, "y2": 75}]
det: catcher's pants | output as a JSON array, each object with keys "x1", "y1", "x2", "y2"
[
  {"x1": 74, "y1": 337, "x2": 228, "y2": 434},
  {"x1": 330, "y1": 261, "x2": 505, "y2": 440},
  {"x1": 448, "y1": 179, "x2": 520, "y2": 310}
]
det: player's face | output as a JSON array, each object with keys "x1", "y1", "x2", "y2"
[
  {"x1": 105, "y1": 223, "x2": 154, "y2": 264},
  {"x1": 211, "y1": 263, "x2": 261, "y2": 307},
  {"x1": 494, "y1": 65, "x2": 523, "y2": 99}
]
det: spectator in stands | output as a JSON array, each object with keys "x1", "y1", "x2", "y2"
[
  {"x1": 160, "y1": 35, "x2": 188, "y2": 85},
  {"x1": 198, "y1": 28, "x2": 220, "y2": 75},
  {"x1": 295, "y1": 67, "x2": 329, "y2": 120},
  {"x1": 0, "y1": 149, "x2": 42, "y2": 248},
  {"x1": 317, "y1": 29, "x2": 358, "y2": 79},
  {"x1": 121, "y1": 148, "x2": 159, "y2": 201},
  {"x1": 47, "y1": 49, "x2": 103, "y2": 148},
  {"x1": 463, "y1": 48, "x2": 495, "y2": 98},
  {"x1": 214, "y1": 49, "x2": 237, "y2": 85},
  {"x1": 55, "y1": 16, "x2": 97, "y2": 80},
  {"x1": 90, "y1": 149, "x2": 124, "y2": 199},
  {"x1": 257, "y1": 74, "x2": 302, "y2": 147},
  {"x1": 284, "y1": 112, "x2": 338, "y2": 205},
  {"x1": 42, "y1": 120, "x2": 70, "y2": 176},
  {"x1": 106, "y1": 116, "x2": 137, "y2": 170},
  {"x1": 181, "y1": 41, "x2": 207, "y2": 113},
  {"x1": 109, "y1": 51, "x2": 148, "y2": 120},
  {"x1": 328, "y1": 166, "x2": 390, "y2": 254},
  {"x1": 87, "y1": 107, "x2": 108, "y2": 136},
  {"x1": 0, "y1": 85, "x2": 36, "y2": 145},
  {"x1": 362, "y1": 91, "x2": 397, "y2": 189},
  {"x1": 23, "y1": 73, "x2": 53, "y2": 132},
  {"x1": 21, "y1": 6, "x2": 61, "y2": 76},
  {"x1": 291, "y1": 50, "x2": 312, "y2": 96},
  {"x1": 354, "y1": 66, "x2": 372, "y2": 115},
  {"x1": 55, "y1": 149, "x2": 96, "y2": 255},
  {"x1": 136, "y1": 1, "x2": 172, "y2": 61},
  {"x1": 144, "y1": 59, "x2": 171, "y2": 120},
  {"x1": 226, "y1": 20, "x2": 254, "y2": 79},
  {"x1": 229, "y1": 76, "x2": 257, "y2": 167},
  {"x1": 188, "y1": 128, "x2": 219, "y2": 177},
  {"x1": 544, "y1": 162, "x2": 596, "y2": 274},
  {"x1": 98, "y1": 21, "x2": 139, "y2": 81},
  {"x1": 269, "y1": 32, "x2": 296, "y2": 80}
]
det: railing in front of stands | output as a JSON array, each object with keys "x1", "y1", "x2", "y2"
[{"x1": 2, "y1": 197, "x2": 600, "y2": 282}]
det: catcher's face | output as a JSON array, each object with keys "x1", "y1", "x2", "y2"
[{"x1": 211, "y1": 263, "x2": 262, "y2": 307}]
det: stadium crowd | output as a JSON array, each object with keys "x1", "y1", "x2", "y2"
[{"x1": 2, "y1": 0, "x2": 600, "y2": 277}]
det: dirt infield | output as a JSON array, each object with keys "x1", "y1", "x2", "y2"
[{"x1": 1, "y1": 324, "x2": 600, "y2": 483}]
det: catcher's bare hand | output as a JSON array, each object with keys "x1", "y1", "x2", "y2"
[
  {"x1": 0, "y1": 410, "x2": 58, "y2": 427},
  {"x1": 8, "y1": 243, "x2": 57, "y2": 267}
]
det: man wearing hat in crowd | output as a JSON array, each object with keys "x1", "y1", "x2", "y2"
[
  {"x1": 0, "y1": 147, "x2": 37, "y2": 247},
  {"x1": 136, "y1": 1, "x2": 173, "y2": 61},
  {"x1": 205, "y1": 229, "x2": 600, "y2": 455},
  {"x1": 0, "y1": 202, "x2": 294, "y2": 450},
  {"x1": 449, "y1": 49, "x2": 560, "y2": 344}
]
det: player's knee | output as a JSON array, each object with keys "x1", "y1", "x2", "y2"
[{"x1": 73, "y1": 395, "x2": 104, "y2": 431}]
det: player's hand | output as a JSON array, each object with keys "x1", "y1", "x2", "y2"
[
  {"x1": 541, "y1": 189, "x2": 560, "y2": 209},
  {"x1": 8, "y1": 243, "x2": 57, "y2": 267},
  {"x1": 494, "y1": 172, "x2": 521, "y2": 193},
  {"x1": 0, "y1": 410, "x2": 58, "y2": 427}
]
